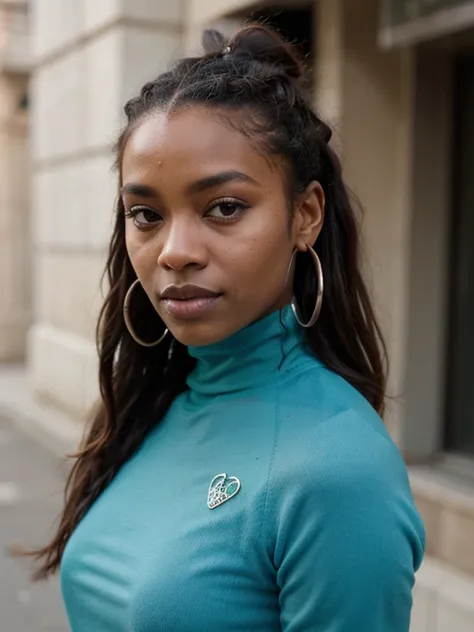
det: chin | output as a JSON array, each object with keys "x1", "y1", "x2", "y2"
[{"x1": 168, "y1": 320, "x2": 236, "y2": 348}]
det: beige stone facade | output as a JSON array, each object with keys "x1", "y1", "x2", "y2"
[
  {"x1": 0, "y1": 0, "x2": 30, "y2": 361},
  {"x1": 21, "y1": 0, "x2": 474, "y2": 629}
]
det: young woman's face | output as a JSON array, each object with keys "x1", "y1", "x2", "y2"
[{"x1": 121, "y1": 107, "x2": 323, "y2": 347}]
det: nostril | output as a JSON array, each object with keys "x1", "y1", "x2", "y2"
[{"x1": 157, "y1": 249, "x2": 207, "y2": 273}]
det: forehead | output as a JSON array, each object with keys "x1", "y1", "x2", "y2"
[{"x1": 121, "y1": 107, "x2": 279, "y2": 183}]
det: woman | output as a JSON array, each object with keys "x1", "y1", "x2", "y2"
[{"x1": 34, "y1": 25, "x2": 424, "y2": 631}]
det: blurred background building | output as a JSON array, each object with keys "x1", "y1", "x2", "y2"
[
  {"x1": 0, "y1": 0, "x2": 29, "y2": 361},
  {"x1": 0, "y1": 1, "x2": 473, "y2": 630}
]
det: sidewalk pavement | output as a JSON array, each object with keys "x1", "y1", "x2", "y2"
[
  {"x1": 0, "y1": 416, "x2": 70, "y2": 631},
  {"x1": 0, "y1": 365, "x2": 75, "y2": 630}
]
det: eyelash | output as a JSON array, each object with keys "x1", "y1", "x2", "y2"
[
  {"x1": 124, "y1": 206, "x2": 161, "y2": 229},
  {"x1": 205, "y1": 198, "x2": 249, "y2": 222},
  {"x1": 124, "y1": 198, "x2": 249, "y2": 229}
]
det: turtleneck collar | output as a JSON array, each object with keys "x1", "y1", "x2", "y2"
[{"x1": 186, "y1": 305, "x2": 307, "y2": 401}]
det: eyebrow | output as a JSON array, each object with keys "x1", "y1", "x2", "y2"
[
  {"x1": 121, "y1": 183, "x2": 156, "y2": 198},
  {"x1": 186, "y1": 170, "x2": 258, "y2": 194},
  {"x1": 121, "y1": 170, "x2": 258, "y2": 199}
]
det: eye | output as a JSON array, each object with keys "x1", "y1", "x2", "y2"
[
  {"x1": 205, "y1": 198, "x2": 248, "y2": 222},
  {"x1": 125, "y1": 206, "x2": 162, "y2": 229}
]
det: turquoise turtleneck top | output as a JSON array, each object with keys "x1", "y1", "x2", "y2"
[{"x1": 61, "y1": 306, "x2": 425, "y2": 631}]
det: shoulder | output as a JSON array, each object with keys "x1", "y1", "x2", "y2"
[
  {"x1": 264, "y1": 404, "x2": 425, "y2": 576},
  {"x1": 267, "y1": 362, "x2": 424, "y2": 559},
  {"x1": 276, "y1": 358, "x2": 394, "y2": 458},
  {"x1": 259, "y1": 358, "x2": 425, "y2": 618},
  {"x1": 273, "y1": 398, "x2": 406, "y2": 506}
]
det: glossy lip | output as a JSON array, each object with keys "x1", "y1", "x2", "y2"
[{"x1": 160, "y1": 284, "x2": 222, "y2": 320}]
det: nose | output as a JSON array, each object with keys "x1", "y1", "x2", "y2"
[{"x1": 157, "y1": 217, "x2": 208, "y2": 272}]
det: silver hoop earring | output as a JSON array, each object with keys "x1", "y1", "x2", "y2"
[
  {"x1": 123, "y1": 279, "x2": 169, "y2": 347},
  {"x1": 289, "y1": 246, "x2": 324, "y2": 328}
]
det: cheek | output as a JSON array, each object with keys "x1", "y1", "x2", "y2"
[
  {"x1": 225, "y1": 208, "x2": 291, "y2": 291},
  {"x1": 125, "y1": 229, "x2": 159, "y2": 282}
]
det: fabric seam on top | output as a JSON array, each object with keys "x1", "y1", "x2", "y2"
[{"x1": 259, "y1": 380, "x2": 282, "y2": 569}]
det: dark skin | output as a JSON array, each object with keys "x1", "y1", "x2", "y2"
[{"x1": 121, "y1": 106, "x2": 325, "y2": 347}]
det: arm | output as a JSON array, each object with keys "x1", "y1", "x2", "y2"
[{"x1": 268, "y1": 410, "x2": 425, "y2": 632}]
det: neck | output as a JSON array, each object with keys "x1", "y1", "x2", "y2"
[{"x1": 185, "y1": 305, "x2": 307, "y2": 403}]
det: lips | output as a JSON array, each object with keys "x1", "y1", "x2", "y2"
[
  {"x1": 160, "y1": 285, "x2": 222, "y2": 320},
  {"x1": 160, "y1": 285, "x2": 220, "y2": 301}
]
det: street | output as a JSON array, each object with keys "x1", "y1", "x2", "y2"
[{"x1": 0, "y1": 417, "x2": 70, "y2": 631}]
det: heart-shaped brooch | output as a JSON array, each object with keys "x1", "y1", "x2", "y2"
[{"x1": 207, "y1": 473, "x2": 241, "y2": 510}]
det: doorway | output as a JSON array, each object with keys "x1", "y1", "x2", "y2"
[{"x1": 446, "y1": 54, "x2": 474, "y2": 456}]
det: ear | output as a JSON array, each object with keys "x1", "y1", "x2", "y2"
[{"x1": 292, "y1": 181, "x2": 325, "y2": 251}]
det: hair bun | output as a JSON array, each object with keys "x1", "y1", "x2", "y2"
[
  {"x1": 202, "y1": 29, "x2": 227, "y2": 55},
  {"x1": 230, "y1": 25, "x2": 303, "y2": 80}
]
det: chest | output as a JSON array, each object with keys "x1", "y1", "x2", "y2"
[{"x1": 60, "y1": 398, "x2": 281, "y2": 631}]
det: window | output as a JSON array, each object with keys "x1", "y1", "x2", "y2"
[{"x1": 446, "y1": 54, "x2": 474, "y2": 457}]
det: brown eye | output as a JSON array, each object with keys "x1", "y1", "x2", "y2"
[
  {"x1": 125, "y1": 206, "x2": 162, "y2": 228},
  {"x1": 206, "y1": 198, "x2": 248, "y2": 221}
]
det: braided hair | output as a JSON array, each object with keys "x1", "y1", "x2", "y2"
[{"x1": 32, "y1": 24, "x2": 387, "y2": 579}]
